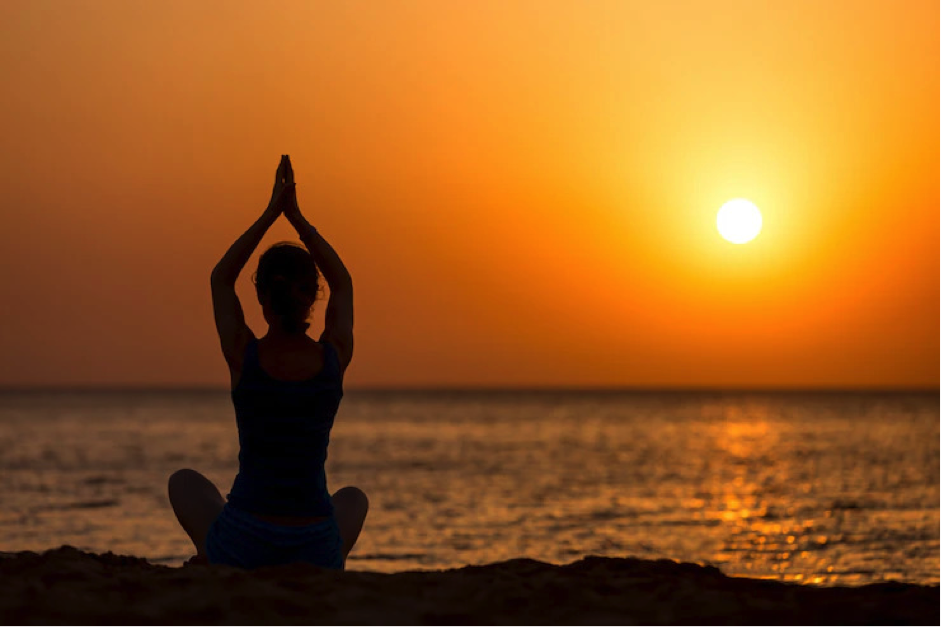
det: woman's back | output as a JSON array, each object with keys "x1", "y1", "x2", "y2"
[
  {"x1": 253, "y1": 334, "x2": 327, "y2": 382},
  {"x1": 227, "y1": 336, "x2": 344, "y2": 518}
]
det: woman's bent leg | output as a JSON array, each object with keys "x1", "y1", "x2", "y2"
[
  {"x1": 168, "y1": 468, "x2": 225, "y2": 557},
  {"x1": 332, "y1": 486, "x2": 369, "y2": 559}
]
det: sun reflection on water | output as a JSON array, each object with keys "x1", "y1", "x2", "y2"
[{"x1": 702, "y1": 407, "x2": 855, "y2": 583}]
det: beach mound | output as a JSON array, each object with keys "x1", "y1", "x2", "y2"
[{"x1": 0, "y1": 546, "x2": 936, "y2": 625}]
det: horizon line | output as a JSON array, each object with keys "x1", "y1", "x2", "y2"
[{"x1": 0, "y1": 384, "x2": 937, "y2": 395}]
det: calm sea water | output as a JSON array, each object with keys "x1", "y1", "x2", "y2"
[{"x1": 0, "y1": 389, "x2": 936, "y2": 585}]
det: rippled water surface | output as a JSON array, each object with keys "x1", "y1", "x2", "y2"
[{"x1": 0, "y1": 389, "x2": 937, "y2": 585}]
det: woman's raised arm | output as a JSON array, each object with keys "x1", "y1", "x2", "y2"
[
  {"x1": 211, "y1": 157, "x2": 289, "y2": 285},
  {"x1": 210, "y1": 157, "x2": 290, "y2": 371},
  {"x1": 282, "y1": 157, "x2": 354, "y2": 371}
]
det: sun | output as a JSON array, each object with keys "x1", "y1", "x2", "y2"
[{"x1": 717, "y1": 199, "x2": 762, "y2": 244}]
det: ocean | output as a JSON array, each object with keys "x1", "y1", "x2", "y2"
[{"x1": 0, "y1": 389, "x2": 936, "y2": 585}]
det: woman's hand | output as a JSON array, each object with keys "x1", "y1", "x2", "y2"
[
  {"x1": 281, "y1": 155, "x2": 304, "y2": 223},
  {"x1": 265, "y1": 156, "x2": 290, "y2": 216},
  {"x1": 282, "y1": 157, "x2": 311, "y2": 230}
]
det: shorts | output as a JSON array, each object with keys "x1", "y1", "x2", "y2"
[{"x1": 206, "y1": 502, "x2": 345, "y2": 570}]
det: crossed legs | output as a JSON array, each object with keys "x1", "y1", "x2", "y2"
[{"x1": 167, "y1": 468, "x2": 369, "y2": 562}]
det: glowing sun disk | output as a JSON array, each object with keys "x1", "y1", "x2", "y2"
[{"x1": 717, "y1": 199, "x2": 762, "y2": 244}]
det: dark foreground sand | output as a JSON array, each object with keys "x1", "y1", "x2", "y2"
[{"x1": 0, "y1": 547, "x2": 936, "y2": 625}]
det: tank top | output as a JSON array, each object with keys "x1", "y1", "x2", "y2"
[{"x1": 226, "y1": 336, "x2": 344, "y2": 517}]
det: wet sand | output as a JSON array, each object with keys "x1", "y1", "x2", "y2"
[{"x1": 0, "y1": 546, "x2": 936, "y2": 624}]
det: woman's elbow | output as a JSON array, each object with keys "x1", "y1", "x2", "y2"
[
  {"x1": 328, "y1": 273, "x2": 353, "y2": 293},
  {"x1": 210, "y1": 267, "x2": 236, "y2": 286}
]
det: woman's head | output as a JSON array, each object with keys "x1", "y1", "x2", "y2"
[{"x1": 253, "y1": 242, "x2": 320, "y2": 335}]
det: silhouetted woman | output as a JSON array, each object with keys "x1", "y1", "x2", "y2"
[{"x1": 168, "y1": 155, "x2": 367, "y2": 569}]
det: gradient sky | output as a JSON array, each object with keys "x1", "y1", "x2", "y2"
[{"x1": 1, "y1": 0, "x2": 937, "y2": 389}]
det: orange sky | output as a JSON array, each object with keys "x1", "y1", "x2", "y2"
[{"x1": 0, "y1": 0, "x2": 937, "y2": 389}]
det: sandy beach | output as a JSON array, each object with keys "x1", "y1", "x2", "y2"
[{"x1": 0, "y1": 546, "x2": 935, "y2": 624}]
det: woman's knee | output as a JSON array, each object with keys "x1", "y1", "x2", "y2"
[
  {"x1": 168, "y1": 468, "x2": 221, "y2": 505},
  {"x1": 334, "y1": 486, "x2": 369, "y2": 514},
  {"x1": 168, "y1": 468, "x2": 200, "y2": 494}
]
